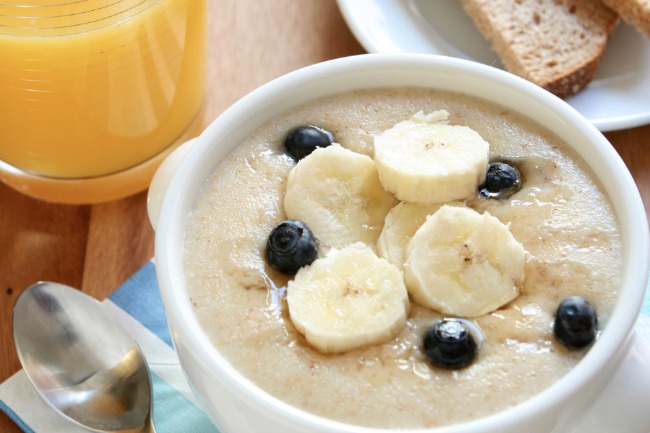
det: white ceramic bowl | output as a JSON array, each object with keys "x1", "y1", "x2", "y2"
[{"x1": 151, "y1": 54, "x2": 649, "y2": 433}]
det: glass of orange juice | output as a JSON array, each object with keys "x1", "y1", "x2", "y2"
[{"x1": 0, "y1": 0, "x2": 207, "y2": 204}]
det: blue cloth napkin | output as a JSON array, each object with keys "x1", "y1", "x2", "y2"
[
  {"x1": 0, "y1": 261, "x2": 220, "y2": 433},
  {"x1": 1, "y1": 261, "x2": 649, "y2": 433}
]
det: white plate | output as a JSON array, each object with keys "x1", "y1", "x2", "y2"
[{"x1": 337, "y1": 0, "x2": 650, "y2": 132}]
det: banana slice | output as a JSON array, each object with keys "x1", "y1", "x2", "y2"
[
  {"x1": 284, "y1": 143, "x2": 396, "y2": 249},
  {"x1": 374, "y1": 110, "x2": 489, "y2": 204},
  {"x1": 377, "y1": 201, "x2": 465, "y2": 269},
  {"x1": 404, "y1": 205, "x2": 526, "y2": 317},
  {"x1": 287, "y1": 243, "x2": 410, "y2": 353}
]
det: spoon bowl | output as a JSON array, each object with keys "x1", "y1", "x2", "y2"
[{"x1": 13, "y1": 282, "x2": 156, "y2": 433}]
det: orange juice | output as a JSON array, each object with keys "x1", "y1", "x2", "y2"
[{"x1": 0, "y1": 0, "x2": 206, "y2": 202}]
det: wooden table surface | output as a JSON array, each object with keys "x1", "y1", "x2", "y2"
[{"x1": 1, "y1": 1, "x2": 648, "y2": 431}]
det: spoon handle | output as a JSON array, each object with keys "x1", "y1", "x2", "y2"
[{"x1": 144, "y1": 419, "x2": 157, "y2": 433}]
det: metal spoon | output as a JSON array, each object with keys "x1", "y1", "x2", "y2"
[{"x1": 12, "y1": 282, "x2": 156, "y2": 433}]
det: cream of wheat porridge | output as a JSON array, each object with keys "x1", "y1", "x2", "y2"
[{"x1": 183, "y1": 88, "x2": 621, "y2": 428}]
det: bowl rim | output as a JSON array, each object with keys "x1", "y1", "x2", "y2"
[{"x1": 155, "y1": 53, "x2": 650, "y2": 432}]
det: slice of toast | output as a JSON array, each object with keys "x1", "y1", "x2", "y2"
[
  {"x1": 601, "y1": 0, "x2": 650, "y2": 38},
  {"x1": 460, "y1": 0, "x2": 619, "y2": 98}
]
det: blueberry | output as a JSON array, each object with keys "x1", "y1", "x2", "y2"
[
  {"x1": 423, "y1": 318, "x2": 479, "y2": 369},
  {"x1": 554, "y1": 296, "x2": 598, "y2": 349},
  {"x1": 479, "y1": 161, "x2": 522, "y2": 199},
  {"x1": 266, "y1": 220, "x2": 318, "y2": 274},
  {"x1": 284, "y1": 125, "x2": 334, "y2": 161}
]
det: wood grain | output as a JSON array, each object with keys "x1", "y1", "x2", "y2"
[
  {"x1": 0, "y1": 1, "x2": 647, "y2": 432},
  {"x1": 607, "y1": 124, "x2": 650, "y2": 218}
]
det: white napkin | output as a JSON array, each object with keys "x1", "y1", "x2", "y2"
[{"x1": 0, "y1": 261, "x2": 220, "y2": 433}]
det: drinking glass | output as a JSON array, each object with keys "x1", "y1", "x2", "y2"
[{"x1": 0, "y1": 0, "x2": 207, "y2": 203}]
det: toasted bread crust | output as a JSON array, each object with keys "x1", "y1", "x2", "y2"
[
  {"x1": 601, "y1": 0, "x2": 650, "y2": 38},
  {"x1": 460, "y1": 0, "x2": 619, "y2": 98}
]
